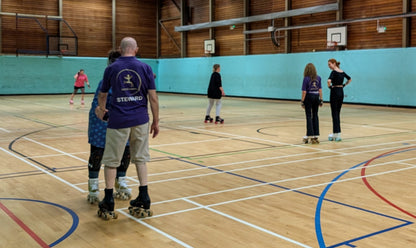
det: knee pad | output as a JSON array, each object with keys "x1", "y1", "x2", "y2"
[
  {"x1": 118, "y1": 146, "x2": 131, "y2": 172},
  {"x1": 88, "y1": 147, "x2": 104, "y2": 172}
]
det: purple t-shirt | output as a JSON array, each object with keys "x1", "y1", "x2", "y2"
[
  {"x1": 302, "y1": 76, "x2": 322, "y2": 95},
  {"x1": 100, "y1": 56, "x2": 156, "y2": 129}
]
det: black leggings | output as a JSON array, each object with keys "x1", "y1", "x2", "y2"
[
  {"x1": 330, "y1": 87, "x2": 344, "y2": 133},
  {"x1": 304, "y1": 93, "x2": 320, "y2": 136},
  {"x1": 88, "y1": 145, "x2": 130, "y2": 178}
]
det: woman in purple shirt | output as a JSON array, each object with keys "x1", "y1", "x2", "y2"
[{"x1": 301, "y1": 63, "x2": 323, "y2": 144}]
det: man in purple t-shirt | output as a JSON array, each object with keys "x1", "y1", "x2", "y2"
[{"x1": 95, "y1": 37, "x2": 159, "y2": 219}]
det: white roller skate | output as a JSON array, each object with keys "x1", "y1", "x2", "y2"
[
  {"x1": 328, "y1": 133, "x2": 341, "y2": 141},
  {"x1": 128, "y1": 186, "x2": 153, "y2": 218},
  {"x1": 98, "y1": 189, "x2": 118, "y2": 220},
  {"x1": 87, "y1": 178, "x2": 100, "y2": 204},
  {"x1": 114, "y1": 176, "x2": 132, "y2": 200},
  {"x1": 334, "y1": 133, "x2": 342, "y2": 142}
]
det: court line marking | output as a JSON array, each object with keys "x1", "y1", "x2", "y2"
[
  {"x1": 0, "y1": 147, "x2": 84, "y2": 193},
  {"x1": 361, "y1": 147, "x2": 416, "y2": 219},
  {"x1": 144, "y1": 143, "x2": 413, "y2": 185},
  {"x1": 23, "y1": 137, "x2": 86, "y2": 162},
  {"x1": 0, "y1": 127, "x2": 11, "y2": 133},
  {"x1": 315, "y1": 147, "x2": 416, "y2": 248},
  {"x1": 129, "y1": 157, "x2": 416, "y2": 220},
  {"x1": 183, "y1": 198, "x2": 312, "y2": 248},
  {"x1": 117, "y1": 210, "x2": 193, "y2": 248},
  {"x1": 0, "y1": 201, "x2": 50, "y2": 248},
  {"x1": 15, "y1": 133, "x2": 415, "y2": 199},
  {"x1": 149, "y1": 156, "x2": 416, "y2": 206}
]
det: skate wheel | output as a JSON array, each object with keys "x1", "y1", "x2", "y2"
[
  {"x1": 145, "y1": 209, "x2": 153, "y2": 217},
  {"x1": 328, "y1": 137, "x2": 334, "y2": 141},
  {"x1": 98, "y1": 209, "x2": 109, "y2": 220},
  {"x1": 110, "y1": 212, "x2": 118, "y2": 219}
]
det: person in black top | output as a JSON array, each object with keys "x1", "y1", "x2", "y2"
[
  {"x1": 205, "y1": 64, "x2": 225, "y2": 124},
  {"x1": 327, "y1": 58, "x2": 352, "y2": 141}
]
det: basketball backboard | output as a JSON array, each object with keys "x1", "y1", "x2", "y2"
[
  {"x1": 327, "y1": 26, "x2": 347, "y2": 46},
  {"x1": 204, "y1": 39, "x2": 215, "y2": 54}
]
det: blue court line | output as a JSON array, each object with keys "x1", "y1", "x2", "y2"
[
  {"x1": 0, "y1": 198, "x2": 79, "y2": 247},
  {"x1": 315, "y1": 147, "x2": 416, "y2": 248},
  {"x1": 169, "y1": 150, "x2": 414, "y2": 247}
]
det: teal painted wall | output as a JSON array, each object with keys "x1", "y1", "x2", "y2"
[
  {"x1": 157, "y1": 48, "x2": 416, "y2": 107},
  {"x1": 1, "y1": 48, "x2": 415, "y2": 107},
  {"x1": 0, "y1": 56, "x2": 159, "y2": 95}
]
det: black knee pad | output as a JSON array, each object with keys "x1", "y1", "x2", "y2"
[
  {"x1": 88, "y1": 146, "x2": 104, "y2": 172},
  {"x1": 118, "y1": 146, "x2": 130, "y2": 172}
]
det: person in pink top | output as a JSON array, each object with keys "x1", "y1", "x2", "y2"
[{"x1": 70, "y1": 69, "x2": 90, "y2": 105}]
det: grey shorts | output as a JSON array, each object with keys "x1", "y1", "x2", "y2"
[{"x1": 102, "y1": 123, "x2": 150, "y2": 168}]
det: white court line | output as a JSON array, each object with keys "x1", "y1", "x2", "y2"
[
  {"x1": 146, "y1": 143, "x2": 414, "y2": 185},
  {"x1": 183, "y1": 198, "x2": 312, "y2": 248},
  {"x1": 23, "y1": 137, "x2": 87, "y2": 162},
  {"x1": 146, "y1": 138, "x2": 415, "y2": 178},
  {"x1": 150, "y1": 156, "x2": 416, "y2": 205},
  {"x1": 117, "y1": 210, "x2": 193, "y2": 248},
  {"x1": 151, "y1": 137, "x2": 234, "y2": 148},
  {"x1": 180, "y1": 125, "x2": 317, "y2": 150},
  {"x1": 132, "y1": 156, "x2": 416, "y2": 220},
  {"x1": 0, "y1": 147, "x2": 84, "y2": 192},
  {"x1": 0, "y1": 128, "x2": 11, "y2": 133}
]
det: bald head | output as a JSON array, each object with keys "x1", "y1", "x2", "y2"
[{"x1": 120, "y1": 37, "x2": 138, "y2": 56}]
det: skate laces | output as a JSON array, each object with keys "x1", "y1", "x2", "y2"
[
  {"x1": 89, "y1": 179, "x2": 99, "y2": 192},
  {"x1": 116, "y1": 177, "x2": 129, "y2": 190}
]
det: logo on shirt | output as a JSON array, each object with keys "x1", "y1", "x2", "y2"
[{"x1": 116, "y1": 69, "x2": 142, "y2": 93}]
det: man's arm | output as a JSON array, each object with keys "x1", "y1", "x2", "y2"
[{"x1": 148, "y1": 89, "x2": 159, "y2": 138}]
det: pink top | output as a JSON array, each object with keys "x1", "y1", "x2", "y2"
[{"x1": 74, "y1": 74, "x2": 89, "y2": 87}]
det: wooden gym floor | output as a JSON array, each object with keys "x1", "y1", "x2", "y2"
[{"x1": 0, "y1": 93, "x2": 415, "y2": 248}]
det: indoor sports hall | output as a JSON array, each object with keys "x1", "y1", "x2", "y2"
[{"x1": 1, "y1": 1, "x2": 415, "y2": 248}]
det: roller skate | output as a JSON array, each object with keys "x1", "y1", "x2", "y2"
[
  {"x1": 114, "y1": 176, "x2": 132, "y2": 200},
  {"x1": 204, "y1": 115, "x2": 213, "y2": 123},
  {"x1": 69, "y1": 99, "x2": 74, "y2": 104},
  {"x1": 328, "y1": 133, "x2": 341, "y2": 142},
  {"x1": 334, "y1": 133, "x2": 342, "y2": 142},
  {"x1": 215, "y1": 116, "x2": 224, "y2": 124},
  {"x1": 302, "y1": 136, "x2": 310, "y2": 144},
  {"x1": 97, "y1": 189, "x2": 118, "y2": 220},
  {"x1": 81, "y1": 100, "x2": 85, "y2": 105},
  {"x1": 311, "y1": 137, "x2": 320, "y2": 144},
  {"x1": 87, "y1": 178, "x2": 100, "y2": 204},
  {"x1": 128, "y1": 186, "x2": 153, "y2": 218}
]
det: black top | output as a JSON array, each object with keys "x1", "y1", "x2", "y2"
[
  {"x1": 207, "y1": 72, "x2": 222, "y2": 99},
  {"x1": 328, "y1": 70, "x2": 351, "y2": 86}
]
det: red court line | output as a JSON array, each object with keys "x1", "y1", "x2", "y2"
[
  {"x1": 0, "y1": 201, "x2": 50, "y2": 248},
  {"x1": 361, "y1": 146, "x2": 416, "y2": 219}
]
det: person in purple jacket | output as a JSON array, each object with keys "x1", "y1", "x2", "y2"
[
  {"x1": 301, "y1": 63, "x2": 323, "y2": 144},
  {"x1": 95, "y1": 37, "x2": 159, "y2": 220}
]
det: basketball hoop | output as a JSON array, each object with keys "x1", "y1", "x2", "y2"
[
  {"x1": 326, "y1": 41, "x2": 338, "y2": 50},
  {"x1": 60, "y1": 49, "x2": 68, "y2": 56}
]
